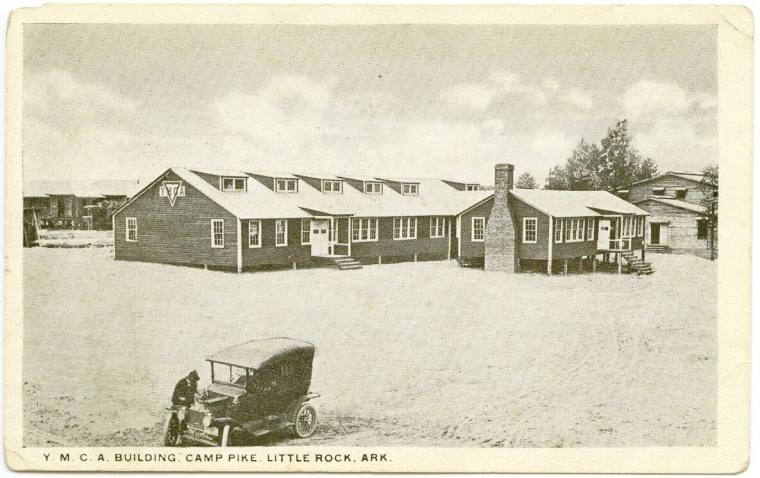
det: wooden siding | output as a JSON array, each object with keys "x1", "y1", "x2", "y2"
[
  {"x1": 241, "y1": 218, "x2": 311, "y2": 268},
  {"x1": 350, "y1": 216, "x2": 450, "y2": 261},
  {"x1": 114, "y1": 171, "x2": 238, "y2": 268},
  {"x1": 637, "y1": 199, "x2": 709, "y2": 251},
  {"x1": 459, "y1": 199, "x2": 493, "y2": 261},
  {"x1": 509, "y1": 197, "x2": 549, "y2": 260},
  {"x1": 626, "y1": 174, "x2": 710, "y2": 204}
]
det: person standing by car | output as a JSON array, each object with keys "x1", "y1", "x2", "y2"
[{"x1": 172, "y1": 370, "x2": 199, "y2": 407}]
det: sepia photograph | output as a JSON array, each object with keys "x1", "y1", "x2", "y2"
[{"x1": 5, "y1": 4, "x2": 751, "y2": 473}]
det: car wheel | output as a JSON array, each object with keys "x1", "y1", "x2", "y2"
[
  {"x1": 293, "y1": 403, "x2": 317, "y2": 438},
  {"x1": 162, "y1": 414, "x2": 180, "y2": 446}
]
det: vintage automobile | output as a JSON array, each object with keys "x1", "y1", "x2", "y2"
[{"x1": 162, "y1": 338, "x2": 318, "y2": 446}]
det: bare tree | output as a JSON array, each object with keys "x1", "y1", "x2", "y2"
[{"x1": 516, "y1": 172, "x2": 538, "y2": 189}]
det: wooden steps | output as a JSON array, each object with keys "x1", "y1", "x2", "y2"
[
  {"x1": 332, "y1": 257, "x2": 363, "y2": 271},
  {"x1": 621, "y1": 252, "x2": 654, "y2": 275},
  {"x1": 645, "y1": 244, "x2": 668, "y2": 253}
]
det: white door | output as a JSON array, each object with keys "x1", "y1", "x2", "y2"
[
  {"x1": 597, "y1": 219, "x2": 611, "y2": 250},
  {"x1": 310, "y1": 219, "x2": 330, "y2": 256}
]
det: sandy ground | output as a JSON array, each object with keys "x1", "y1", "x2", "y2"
[{"x1": 22, "y1": 248, "x2": 716, "y2": 447}]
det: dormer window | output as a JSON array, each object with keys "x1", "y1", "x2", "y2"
[
  {"x1": 322, "y1": 180, "x2": 343, "y2": 194},
  {"x1": 275, "y1": 179, "x2": 298, "y2": 193},
  {"x1": 465, "y1": 184, "x2": 480, "y2": 191},
  {"x1": 401, "y1": 183, "x2": 419, "y2": 196},
  {"x1": 652, "y1": 187, "x2": 666, "y2": 196},
  {"x1": 364, "y1": 182, "x2": 382, "y2": 195},
  {"x1": 674, "y1": 188, "x2": 687, "y2": 199},
  {"x1": 222, "y1": 177, "x2": 247, "y2": 191}
]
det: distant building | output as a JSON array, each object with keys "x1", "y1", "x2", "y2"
[
  {"x1": 616, "y1": 172, "x2": 717, "y2": 256},
  {"x1": 23, "y1": 180, "x2": 139, "y2": 230},
  {"x1": 111, "y1": 165, "x2": 649, "y2": 275}
]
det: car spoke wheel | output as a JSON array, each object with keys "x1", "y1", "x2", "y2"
[
  {"x1": 162, "y1": 414, "x2": 179, "y2": 446},
  {"x1": 294, "y1": 404, "x2": 317, "y2": 438}
]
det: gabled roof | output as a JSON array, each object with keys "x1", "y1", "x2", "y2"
[
  {"x1": 633, "y1": 196, "x2": 707, "y2": 214},
  {"x1": 208, "y1": 338, "x2": 315, "y2": 370},
  {"x1": 510, "y1": 189, "x2": 649, "y2": 217},
  {"x1": 620, "y1": 171, "x2": 713, "y2": 189},
  {"x1": 23, "y1": 179, "x2": 139, "y2": 198}
]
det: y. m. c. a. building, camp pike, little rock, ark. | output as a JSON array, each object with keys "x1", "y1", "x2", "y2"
[{"x1": 111, "y1": 164, "x2": 650, "y2": 275}]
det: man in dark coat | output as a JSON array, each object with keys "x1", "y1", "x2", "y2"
[{"x1": 172, "y1": 370, "x2": 200, "y2": 407}]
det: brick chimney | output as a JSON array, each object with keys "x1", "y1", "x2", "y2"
[{"x1": 485, "y1": 163, "x2": 516, "y2": 272}]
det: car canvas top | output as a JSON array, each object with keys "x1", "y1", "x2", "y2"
[{"x1": 207, "y1": 337, "x2": 315, "y2": 370}]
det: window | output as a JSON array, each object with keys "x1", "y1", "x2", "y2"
[
  {"x1": 211, "y1": 219, "x2": 224, "y2": 248},
  {"x1": 352, "y1": 218, "x2": 378, "y2": 242},
  {"x1": 697, "y1": 219, "x2": 708, "y2": 240},
  {"x1": 652, "y1": 187, "x2": 665, "y2": 196},
  {"x1": 401, "y1": 183, "x2": 419, "y2": 196},
  {"x1": 522, "y1": 217, "x2": 537, "y2": 243},
  {"x1": 579, "y1": 218, "x2": 586, "y2": 241},
  {"x1": 622, "y1": 216, "x2": 633, "y2": 237},
  {"x1": 275, "y1": 179, "x2": 298, "y2": 192},
  {"x1": 248, "y1": 220, "x2": 261, "y2": 248},
  {"x1": 322, "y1": 180, "x2": 342, "y2": 194},
  {"x1": 301, "y1": 219, "x2": 311, "y2": 244},
  {"x1": 554, "y1": 218, "x2": 563, "y2": 243},
  {"x1": 222, "y1": 177, "x2": 246, "y2": 191},
  {"x1": 675, "y1": 189, "x2": 687, "y2": 199},
  {"x1": 471, "y1": 217, "x2": 485, "y2": 242},
  {"x1": 393, "y1": 217, "x2": 417, "y2": 240},
  {"x1": 465, "y1": 184, "x2": 480, "y2": 191},
  {"x1": 275, "y1": 219, "x2": 288, "y2": 246},
  {"x1": 364, "y1": 182, "x2": 382, "y2": 194},
  {"x1": 430, "y1": 217, "x2": 446, "y2": 238},
  {"x1": 125, "y1": 217, "x2": 137, "y2": 242},
  {"x1": 565, "y1": 218, "x2": 582, "y2": 242},
  {"x1": 587, "y1": 218, "x2": 595, "y2": 240},
  {"x1": 636, "y1": 216, "x2": 644, "y2": 237}
]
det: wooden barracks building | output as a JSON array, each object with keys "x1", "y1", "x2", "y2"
[{"x1": 112, "y1": 164, "x2": 651, "y2": 275}]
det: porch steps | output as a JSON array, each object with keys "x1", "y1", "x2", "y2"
[
  {"x1": 645, "y1": 244, "x2": 669, "y2": 253},
  {"x1": 332, "y1": 257, "x2": 363, "y2": 271},
  {"x1": 621, "y1": 252, "x2": 655, "y2": 275}
]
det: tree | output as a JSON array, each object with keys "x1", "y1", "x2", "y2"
[
  {"x1": 699, "y1": 165, "x2": 718, "y2": 259},
  {"x1": 515, "y1": 172, "x2": 537, "y2": 189},
  {"x1": 544, "y1": 119, "x2": 659, "y2": 191}
]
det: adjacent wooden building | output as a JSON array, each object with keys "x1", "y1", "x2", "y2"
[
  {"x1": 616, "y1": 171, "x2": 717, "y2": 256},
  {"x1": 112, "y1": 165, "x2": 649, "y2": 274}
]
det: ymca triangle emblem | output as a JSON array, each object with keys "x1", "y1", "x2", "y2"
[{"x1": 159, "y1": 180, "x2": 185, "y2": 207}]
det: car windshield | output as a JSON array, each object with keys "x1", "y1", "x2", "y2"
[{"x1": 211, "y1": 362, "x2": 247, "y2": 388}]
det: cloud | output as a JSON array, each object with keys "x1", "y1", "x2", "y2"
[
  {"x1": 439, "y1": 83, "x2": 496, "y2": 111},
  {"x1": 621, "y1": 80, "x2": 717, "y2": 169},
  {"x1": 561, "y1": 88, "x2": 594, "y2": 111}
]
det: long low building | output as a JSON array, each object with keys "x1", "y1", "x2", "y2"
[{"x1": 111, "y1": 164, "x2": 650, "y2": 274}]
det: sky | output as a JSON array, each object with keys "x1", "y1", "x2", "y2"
[{"x1": 23, "y1": 24, "x2": 717, "y2": 186}]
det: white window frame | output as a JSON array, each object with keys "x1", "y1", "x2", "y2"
[
  {"x1": 465, "y1": 184, "x2": 480, "y2": 191},
  {"x1": 221, "y1": 177, "x2": 247, "y2": 192},
  {"x1": 211, "y1": 219, "x2": 225, "y2": 248},
  {"x1": 430, "y1": 216, "x2": 446, "y2": 238},
  {"x1": 522, "y1": 217, "x2": 538, "y2": 243},
  {"x1": 554, "y1": 218, "x2": 563, "y2": 243},
  {"x1": 352, "y1": 218, "x2": 378, "y2": 242},
  {"x1": 471, "y1": 217, "x2": 485, "y2": 242},
  {"x1": 579, "y1": 218, "x2": 586, "y2": 241},
  {"x1": 125, "y1": 217, "x2": 137, "y2": 242},
  {"x1": 322, "y1": 180, "x2": 343, "y2": 194},
  {"x1": 364, "y1": 181, "x2": 382, "y2": 195},
  {"x1": 401, "y1": 183, "x2": 419, "y2": 196},
  {"x1": 636, "y1": 216, "x2": 644, "y2": 237},
  {"x1": 622, "y1": 216, "x2": 634, "y2": 238},
  {"x1": 587, "y1": 218, "x2": 595, "y2": 241},
  {"x1": 393, "y1": 217, "x2": 418, "y2": 240},
  {"x1": 248, "y1": 220, "x2": 261, "y2": 248},
  {"x1": 275, "y1": 179, "x2": 298, "y2": 193},
  {"x1": 275, "y1": 219, "x2": 288, "y2": 247},
  {"x1": 301, "y1": 219, "x2": 311, "y2": 245}
]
